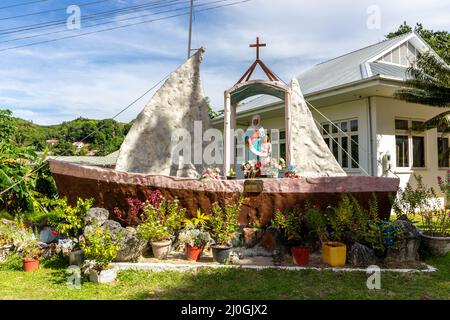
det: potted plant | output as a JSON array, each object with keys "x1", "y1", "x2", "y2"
[
  {"x1": 272, "y1": 208, "x2": 310, "y2": 266},
  {"x1": 209, "y1": 197, "x2": 243, "y2": 263},
  {"x1": 21, "y1": 237, "x2": 42, "y2": 272},
  {"x1": 323, "y1": 199, "x2": 351, "y2": 267},
  {"x1": 80, "y1": 226, "x2": 121, "y2": 283},
  {"x1": 137, "y1": 196, "x2": 186, "y2": 259},
  {"x1": 178, "y1": 209, "x2": 211, "y2": 261},
  {"x1": 227, "y1": 168, "x2": 237, "y2": 180},
  {"x1": 418, "y1": 175, "x2": 450, "y2": 256}
]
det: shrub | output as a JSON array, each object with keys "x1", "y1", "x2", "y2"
[
  {"x1": 209, "y1": 196, "x2": 243, "y2": 246},
  {"x1": 80, "y1": 226, "x2": 121, "y2": 271},
  {"x1": 47, "y1": 197, "x2": 93, "y2": 238},
  {"x1": 136, "y1": 197, "x2": 186, "y2": 242},
  {"x1": 113, "y1": 190, "x2": 163, "y2": 227},
  {"x1": 271, "y1": 207, "x2": 303, "y2": 242},
  {"x1": 178, "y1": 226, "x2": 211, "y2": 248},
  {"x1": 304, "y1": 206, "x2": 328, "y2": 243}
]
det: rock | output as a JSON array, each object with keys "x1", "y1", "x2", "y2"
[
  {"x1": 241, "y1": 244, "x2": 273, "y2": 257},
  {"x1": 261, "y1": 227, "x2": 285, "y2": 256},
  {"x1": 243, "y1": 228, "x2": 264, "y2": 248},
  {"x1": 385, "y1": 219, "x2": 421, "y2": 263},
  {"x1": 347, "y1": 242, "x2": 378, "y2": 267},
  {"x1": 85, "y1": 208, "x2": 109, "y2": 226},
  {"x1": 103, "y1": 220, "x2": 146, "y2": 262}
]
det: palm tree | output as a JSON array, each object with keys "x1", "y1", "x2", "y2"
[{"x1": 395, "y1": 53, "x2": 450, "y2": 130}]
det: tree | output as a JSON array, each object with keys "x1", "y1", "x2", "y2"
[{"x1": 395, "y1": 53, "x2": 450, "y2": 130}]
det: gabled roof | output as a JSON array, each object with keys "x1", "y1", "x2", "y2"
[{"x1": 297, "y1": 32, "x2": 430, "y2": 95}]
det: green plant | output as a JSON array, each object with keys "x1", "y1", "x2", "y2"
[
  {"x1": 185, "y1": 209, "x2": 211, "y2": 229},
  {"x1": 80, "y1": 226, "x2": 121, "y2": 271},
  {"x1": 0, "y1": 221, "x2": 14, "y2": 247},
  {"x1": 271, "y1": 207, "x2": 303, "y2": 242},
  {"x1": 47, "y1": 197, "x2": 93, "y2": 237},
  {"x1": 329, "y1": 195, "x2": 354, "y2": 243},
  {"x1": 209, "y1": 196, "x2": 243, "y2": 246},
  {"x1": 178, "y1": 224, "x2": 211, "y2": 247},
  {"x1": 137, "y1": 197, "x2": 186, "y2": 242},
  {"x1": 304, "y1": 206, "x2": 328, "y2": 243}
]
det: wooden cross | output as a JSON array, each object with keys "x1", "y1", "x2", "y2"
[{"x1": 250, "y1": 37, "x2": 266, "y2": 60}]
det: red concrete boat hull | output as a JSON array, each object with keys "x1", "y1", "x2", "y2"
[{"x1": 49, "y1": 160, "x2": 400, "y2": 224}]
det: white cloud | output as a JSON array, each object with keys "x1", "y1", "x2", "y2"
[{"x1": 0, "y1": 0, "x2": 448, "y2": 124}]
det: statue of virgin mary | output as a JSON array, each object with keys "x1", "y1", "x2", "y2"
[{"x1": 244, "y1": 114, "x2": 269, "y2": 159}]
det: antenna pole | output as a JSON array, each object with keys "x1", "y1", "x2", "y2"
[{"x1": 187, "y1": 0, "x2": 194, "y2": 59}]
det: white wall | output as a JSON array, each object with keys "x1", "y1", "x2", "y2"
[
  {"x1": 375, "y1": 96, "x2": 449, "y2": 203},
  {"x1": 311, "y1": 98, "x2": 371, "y2": 176}
]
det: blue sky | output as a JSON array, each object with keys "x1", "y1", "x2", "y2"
[{"x1": 0, "y1": 0, "x2": 449, "y2": 125}]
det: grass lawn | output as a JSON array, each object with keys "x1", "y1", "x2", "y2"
[{"x1": 0, "y1": 253, "x2": 449, "y2": 300}]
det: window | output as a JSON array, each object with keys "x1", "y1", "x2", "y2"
[
  {"x1": 438, "y1": 137, "x2": 449, "y2": 168},
  {"x1": 395, "y1": 119, "x2": 426, "y2": 168},
  {"x1": 438, "y1": 125, "x2": 449, "y2": 168},
  {"x1": 396, "y1": 136, "x2": 409, "y2": 167},
  {"x1": 321, "y1": 119, "x2": 359, "y2": 170}
]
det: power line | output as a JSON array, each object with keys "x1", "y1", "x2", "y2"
[
  {"x1": 0, "y1": 0, "x2": 50, "y2": 10},
  {"x1": 0, "y1": 0, "x2": 112, "y2": 21},
  {"x1": 0, "y1": 0, "x2": 184, "y2": 35},
  {"x1": 0, "y1": 0, "x2": 204, "y2": 45},
  {"x1": 0, "y1": 0, "x2": 251, "y2": 52}
]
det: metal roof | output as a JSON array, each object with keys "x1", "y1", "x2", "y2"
[
  {"x1": 46, "y1": 150, "x2": 119, "y2": 166},
  {"x1": 297, "y1": 32, "x2": 413, "y2": 95}
]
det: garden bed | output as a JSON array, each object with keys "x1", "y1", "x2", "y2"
[{"x1": 112, "y1": 249, "x2": 436, "y2": 273}]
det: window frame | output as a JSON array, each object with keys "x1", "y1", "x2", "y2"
[
  {"x1": 321, "y1": 118, "x2": 360, "y2": 172},
  {"x1": 437, "y1": 128, "x2": 450, "y2": 169},
  {"x1": 394, "y1": 118, "x2": 427, "y2": 170}
]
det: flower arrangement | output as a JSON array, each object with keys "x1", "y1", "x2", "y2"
[
  {"x1": 241, "y1": 160, "x2": 262, "y2": 179},
  {"x1": 284, "y1": 164, "x2": 299, "y2": 179},
  {"x1": 263, "y1": 158, "x2": 286, "y2": 177},
  {"x1": 200, "y1": 168, "x2": 221, "y2": 180}
]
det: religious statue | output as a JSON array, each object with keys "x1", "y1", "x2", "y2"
[{"x1": 244, "y1": 115, "x2": 270, "y2": 162}]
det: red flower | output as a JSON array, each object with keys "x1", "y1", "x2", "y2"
[
  {"x1": 256, "y1": 161, "x2": 262, "y2": 168},
  {"x1": 51, "y1": 230, "x2": 59, "y2": 236}
]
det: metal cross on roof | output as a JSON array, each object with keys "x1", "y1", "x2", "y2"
[
  {"x1": 235, "y1": 36, "x2": 281, "y2": 85},
  {"x1": 250, "y1": 37, "x2": 266, "y2": 60}
]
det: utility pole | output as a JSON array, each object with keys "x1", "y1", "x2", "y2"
[{"x1": 187, "y1": 0, "x2": 194, "y2": 59}]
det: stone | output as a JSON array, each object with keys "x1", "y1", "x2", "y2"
[
  {"x1": 289, "y1": 79, "x2": 346, "y2": 177},
  {"x1": 115, "y1": 48, "x2": 211, "y2": 177},
  {"x1": 85, "y1": 207, "x2": 109, "y2": 226},
  {"x1": 243, "y1": 228, "x2": 264, "y2": 248},
  {"x1": 102, "y1": 220, "x2": 147, "y2": 262},
  {"x1": 385, "y1": 219, "x2": 421, "y2": 263},
  {"x1": 347, "y1": 242, "x2": 378, "y2": 267},
  {"x1": 240, "y1": 244, "x2": 273, "y2": 258},
  {"x1": 261, "y1": 226, "x2": 285, "y2": 256}
]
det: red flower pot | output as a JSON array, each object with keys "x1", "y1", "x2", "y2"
[
  {"x1": 291, "y1": 246, "x2": 310, "y2": 266},
  {"x1": 185, "y1": 245, "x2": 204, "y2": 261},
  {"x1": 22, "y1": 258, "x2": 40, "y2": 272}
]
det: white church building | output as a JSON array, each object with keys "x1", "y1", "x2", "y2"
[{"x1": 212, "y1": 32, "x2": 450, "y2": 194}]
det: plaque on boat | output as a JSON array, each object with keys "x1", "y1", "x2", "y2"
[{"x1": 244, "y1": 179, "x2": 264, "y2": 193}]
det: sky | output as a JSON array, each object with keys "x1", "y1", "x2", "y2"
[{"x1": 0, "y1": 0, "x2": 449, "y2": 125}]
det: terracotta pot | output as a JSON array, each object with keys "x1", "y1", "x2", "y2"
[
  {"x1": 322, "y1": 242, "x2": 347, "y2": 267},
  {"x1": 22, "y1": 258, "x2": 40, "y2": 272},
  {"x1": 185, "y1": 244, "x2": 204, "y2": 261},
  {"x1": 421, "y1": 233, "x2": 450, "y2": 256},
  {"x1": 291, "y1": 246, "x2": 310, "y2": 266},
  {"x1": 151, "y1": 240, "x2": 172, "y2": 259}
]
